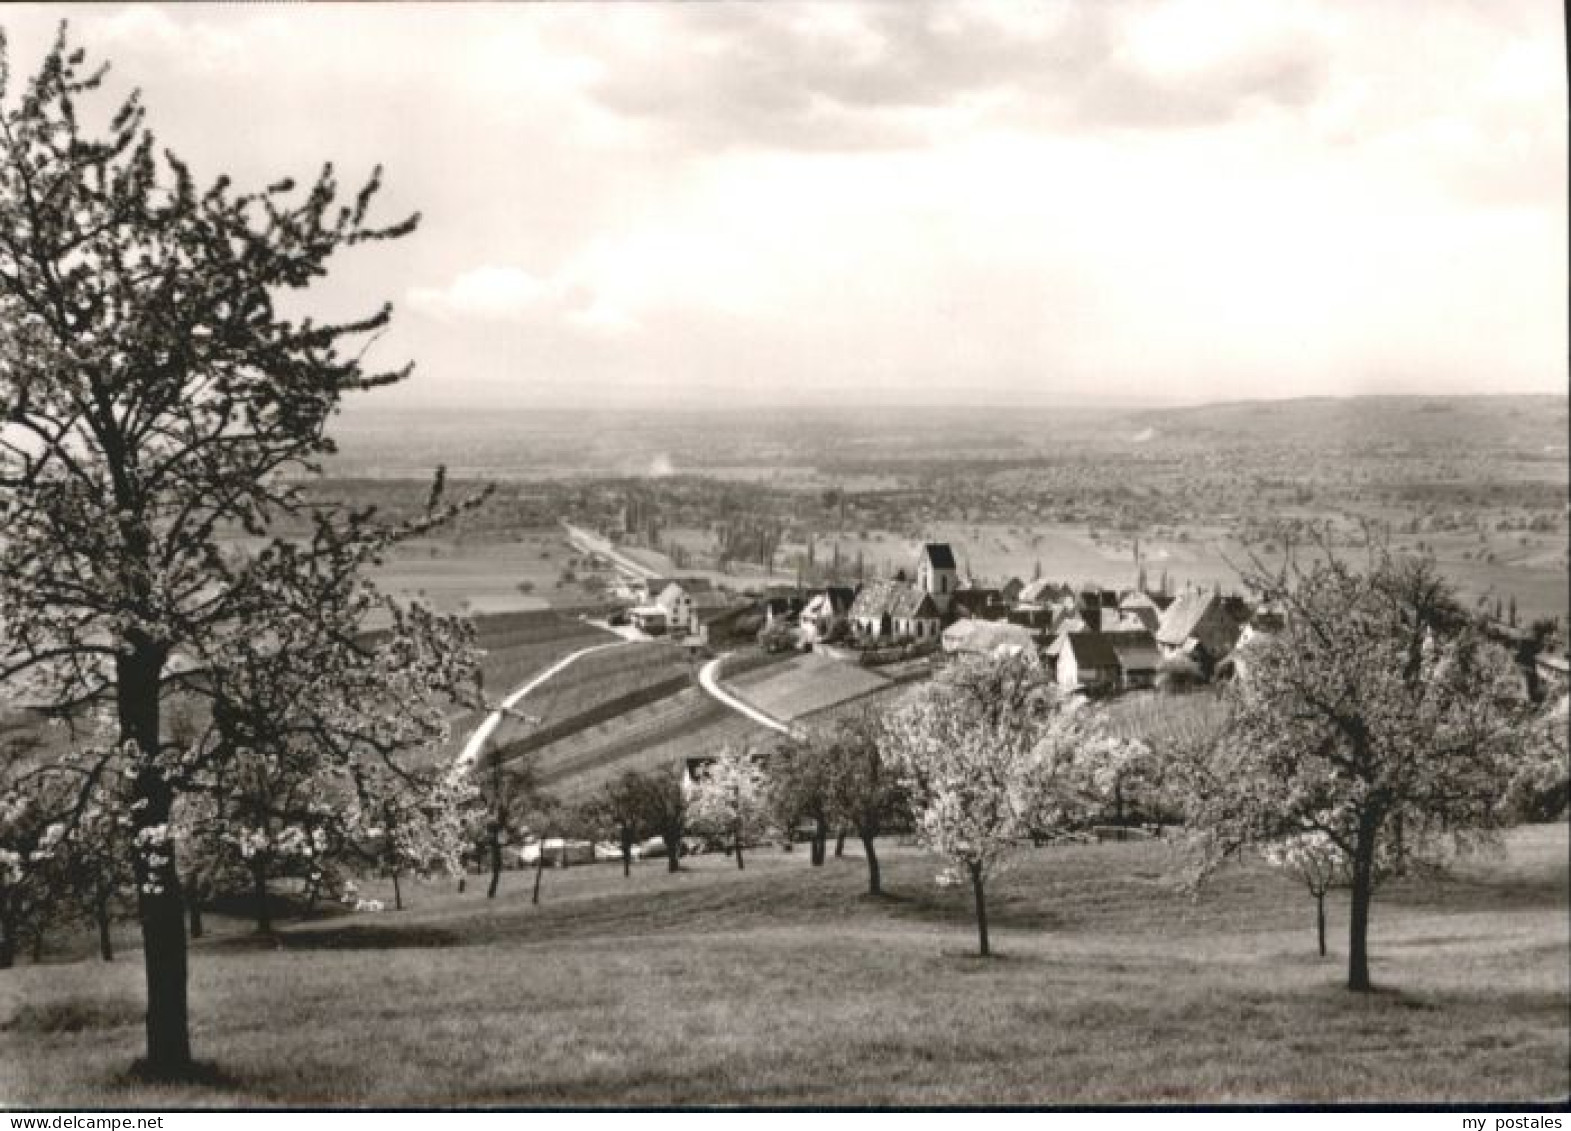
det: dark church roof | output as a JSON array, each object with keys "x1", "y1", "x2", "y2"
[{"x1": 921, "y1": 543, "x2": 957, "y2": 570}]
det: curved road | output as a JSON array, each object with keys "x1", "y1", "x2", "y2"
[
  {"x1": 697, "y1": 655, "x2": 800, "y2": 738},
  {"x1": 455, "y1": 639, "x2": 628, "y2": 773}
]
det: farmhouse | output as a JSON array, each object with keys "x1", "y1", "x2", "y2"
[
  {"x1": 1101, "y1": 630, "x2": 1161, "y2": 690},
  {"x1": 1156, "y1": 590, "x2": 1243, "y2": 663},
  {"x1": 1017, "y1": 578, "x2": 1073, "y2": 609},
  {"x1": 654, "y1": 582, "x2": 694, "y2": 631},
  {"x1": 950, "y1": 586, "x2": 1011, "y2": 621},
  {"x1": 799, "y1": 586, "x2": 856, "y2": 644},
  {"x1": 1055, "y1": 632, "x2": 1121, "y2": 695},
  {"x1": 637, "y1": 575, "x2": 713, "y2": 604}
]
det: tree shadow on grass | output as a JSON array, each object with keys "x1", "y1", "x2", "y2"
[
  {"x1": 121, "y1": 1059, "x2": 241, "y2": 1092},
  {"x1": 211, "y1": 921, "x2": 463, "y2": 953},
  {"x1": 872, "y1": 886, "x2": 1067, "y2": 934}
]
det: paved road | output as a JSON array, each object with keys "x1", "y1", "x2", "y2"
[
  {"x1": 455, "y1": 639, "x2": 628, "y2": 772},
  {"x1": 697, "y1": 655, "x2": 800, "y2": 738},
  {"x1": 561, "y1": 521, "x2": 662, "y2": 583}
]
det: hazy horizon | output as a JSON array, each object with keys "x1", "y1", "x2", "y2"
[{"x1": 4, "y1": 2, "x2": 1565, "y2": 413}]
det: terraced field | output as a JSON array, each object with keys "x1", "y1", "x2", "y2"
[
  {"x1": 472, "y1": 610, "x2": 618, "y2": 697},
  {"x1": 440, "y1": 611, "x2": 619, "y2": 760},
  {"x1": 530, "y1": 689, "x2": 771, "y2": 798},
  {"x1": 726, "y1": 653, "x2": 892, "y2": 721},
  {"x1": 485, "y1": 641, "x2": 691, "y2": 753}
]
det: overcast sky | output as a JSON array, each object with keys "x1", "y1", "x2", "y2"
[{"x1": 3, "y1": 2, "x2": 1565, "y2": 410}]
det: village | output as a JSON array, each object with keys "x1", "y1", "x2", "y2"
[{"x1": 608, "y1": 538, "x2": 1262, "y2": 697}]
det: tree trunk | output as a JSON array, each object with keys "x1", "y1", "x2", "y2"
[
  {"x1": 664, "y1": 836, "x2": 680, "y2": 873},
  {"x1": 968, "y1": 863, "x2": 990, "y2": 957},
  {"x1": 121, "y1": 641, "x2": 192, "y2": 1078},
  {"x1": 129, "y1": 767, "x2": 192, "y2": 1076},
  {"x1": 457, "y1": 874, "x2": 467, "y2": 894},
  {"x1": 1316, "y1": 891, "x2": 1327, "y2": 958},
  {"x1": 835, "y1": 828, "x2": 847, "y2": 857},
  {"x1": 861, "y1": 832, "x2": 882, "y2": 896},
  {"x1": 734, "y1": 826, "x2": 745, "y2": 870},
  {"x1": 186, "y1": 894, "x2": 203, "y2": 940},
  {"x1": 30, "y1": 926, "x2": 44, "y2": 964},
  {"x1": 391, "y1": 871, "x2": 403, "y2": 911},
  {"x1": 252, "y1": 861, "x2": 272, "y2": 934},
  {"x1": 1347, "y1": 832, "x2": 1376, "y2": 991},
  {"x1": 532, "y1": 849, "x2": 546, "y2": 905},
  {"x1": 97, "y1": 891, "x2": 115, "y2": 962},
  {"x1": 487, "y1": 831, "x2": 503, "y2": 899},
  {"x1": 811, "y1": 818, "x2": 826, "y2": 866},
  {"x1": 0, "y1": 918, "x2": 13, "y2": 969},
  {"x1": 620, "y1": 826, "x2": 633, "y2": 878}
]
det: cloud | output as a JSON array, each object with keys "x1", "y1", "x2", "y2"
[
  {"x1": 581, "y1": 2, "x2": 1333, "y2": 152},
  {"x1": 407, "y1": 265, "x2": 639, "y2": 336},
  {"x1": 407, "y1": 266, "x2": 554, "y2": 322},
  {"x1": 9, "y1": 1, "x2": 1559, "y2": 412}
]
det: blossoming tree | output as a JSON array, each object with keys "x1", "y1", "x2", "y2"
[
  {"x1": 1179, "y1": 544, "x2": 1530, "y2": 991},
  {"x1": 884, "y1": 651, "x2": 1116, "y2": 956},
  {"x1": 689, "y1": 744, "x2": 771, "y2": 870},
  {"x1": 0, "y1": 32, "x2": 482, "y2": 1075}
]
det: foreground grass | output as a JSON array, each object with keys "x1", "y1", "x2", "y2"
[{"x1": 2, "y1": 826, "x2": 1565, "y2": 1106}]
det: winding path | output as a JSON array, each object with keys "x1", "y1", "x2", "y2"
[
  {"x1": 456, "y1": 639, "x2": 628, "y2": 772},
  {"x1": 697, "y1": 655, "x2": 800, "y2": 738}
]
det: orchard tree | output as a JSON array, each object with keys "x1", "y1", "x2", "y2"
[
  {"x1": 472, "y1": 740, "x2": 533, "y2": 899},
  {"x1": 521, "y1": 792, "x2": 565, "y2": 906},
  {"x1": 628, "y1": 762, "x2": 690, "y2": 873},
  {"x1": 885, "y1": 651, "x2": 1105, "y2": 956},
  {"x1": 821, "y1": 707, "x2": 905, "y2": 896},
  {"x1": 1263, "y1": 831, "x2": 1347, "y2": 958},
  {"x1": 65, "y1": 781, "x2": 135, "y2": 961},
  {"x1": 1180, "y1": 544, "x2": 1530, "y2": 991},
  {"x1": 0, "y1": 755, "x2": 74, "y2": 967},
  {"x1": 582, "y1": 770, "x2": 648, "y2": 878},
  {"x1": 689, "y1": 744, "x2": 770, "y2": 870},
  {"x1": 0, "y1": 32, "x2": 484, "y2": 1075},
  {"x1": 357, "y1": 764, "x2": 472, "y2": 912},
  {"x1": 767, "y1": 735, "x2": 834, "y2": 866}
]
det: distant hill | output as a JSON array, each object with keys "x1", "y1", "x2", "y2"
[{"x1": 1123, "y1": 395, "x2": 1568, "y2": 453}]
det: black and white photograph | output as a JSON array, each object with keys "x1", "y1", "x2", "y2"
[{"x1": 0, "y1": 0, "x2": 1565, "y2": 1111}]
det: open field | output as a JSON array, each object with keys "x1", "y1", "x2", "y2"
[
  {"x1": 3, "y1": 824, "x2": 1563, "y2": 1106},
  {"x1": 726, "y1": 653, "x2": 893, "y2": 721}
]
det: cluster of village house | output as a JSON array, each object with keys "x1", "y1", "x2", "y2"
[{"x1": 620, "y1": 542, "x2": 1280, "y2": 696}]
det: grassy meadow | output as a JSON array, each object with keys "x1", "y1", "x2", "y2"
[{"x1": 3, "y1": 824, "x2": 1564, "y2": 1107}]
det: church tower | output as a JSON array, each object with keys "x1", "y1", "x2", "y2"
[{"x1": 916, "y1": 543, "x2": 958, "y2": 614}]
